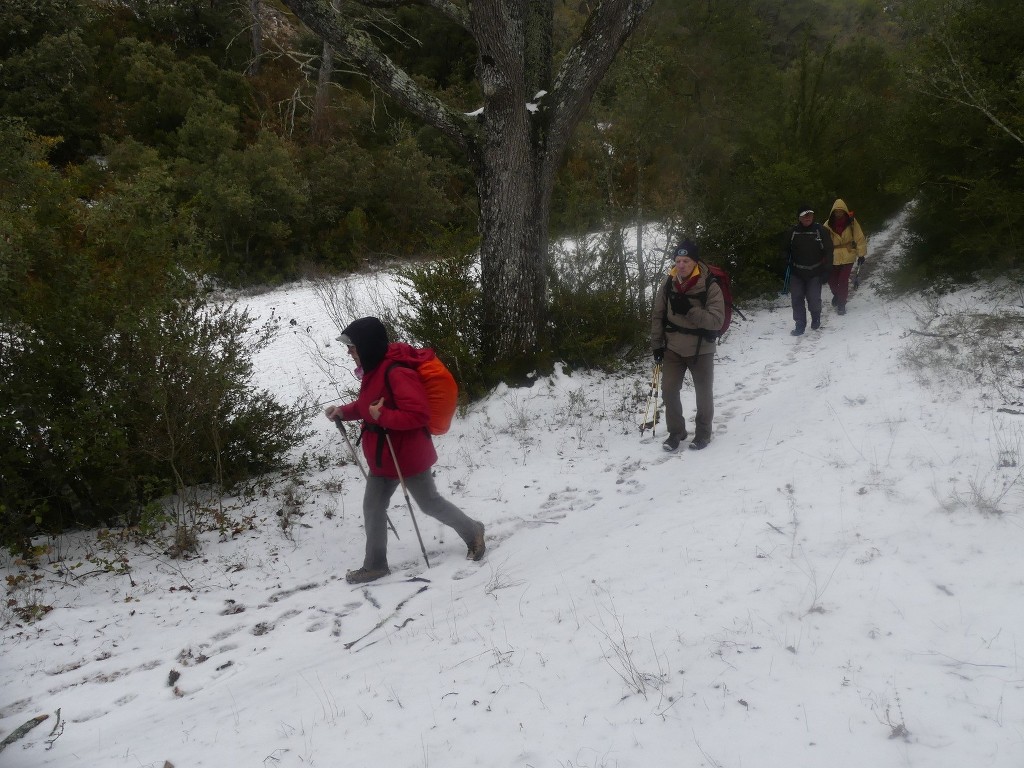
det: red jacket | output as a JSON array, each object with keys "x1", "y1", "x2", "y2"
[{"x1": 338, "y1": 343, "x2": 437, "y2": 478}]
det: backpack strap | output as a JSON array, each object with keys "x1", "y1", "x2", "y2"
[
  {"x1": 382, "y1": 362, "x2": 401, "y2": 400},
  {"x1": 662, "y1": 269, "x2": 718, "y2": 344},
  {"x1": 361, "y1": 422, "x2": 388, "y2": 468},
  {"x1": 790, "y1": 226, "x2": 824, "y2": 251},
  {"x1": 356, "y1": 363, "x2": 403, "y2": 469},
  {"x1": 659, "y1": 275, "x2": 672, "y2": 328},
  {"x1": 380, "y1": 361, "x2": 430, "y2": 440}
]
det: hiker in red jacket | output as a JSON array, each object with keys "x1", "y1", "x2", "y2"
[{"x1": 325, "y1": 317, "x2": 485, "y2": 583}]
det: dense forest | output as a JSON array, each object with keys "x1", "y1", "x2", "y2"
[
  {"x1": 3, "y1": 0, "x2": 1019, "y2": 284},
  {"x1": 2, "y1": 0, "x2": 1022, "y2": 546}
]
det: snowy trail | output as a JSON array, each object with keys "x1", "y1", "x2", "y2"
[{"x1": 3, "y1": 210, "x2": 1023, "y2": 768}]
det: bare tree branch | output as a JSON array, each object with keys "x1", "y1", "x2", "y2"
[
  {"x1": 937, "y1": 40, "x2": 1024, "y2": 148},
  {"x1": 908, "y1": 32, "x2": 1024, "y2": 149},
  {"x1": 545, "y1": 0, "x2": 655, "y2": 176},
  {"x1": 280, "y1": 0, "x2": 479, "y2": 154},
  {"x1": 278, "y1": 0, "x2": 655, "y2": 367},
  {"x1": 349, "y1": 0, "x2": 470, "y2": 31}
]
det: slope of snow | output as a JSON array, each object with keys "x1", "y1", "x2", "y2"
[{"x1": 2, "y1": 211, "x2": 1023, "y2": 768}]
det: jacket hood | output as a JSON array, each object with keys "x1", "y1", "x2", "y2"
[
  {"x1": 383, "y1": 342, "x2": 435, "y2": 368},
  {"x1": 828, "y1": 199, "x2": 851, "y2": 218},
  {"x1": 339, "y1": 316, "x2": 389, "y2": 372}
]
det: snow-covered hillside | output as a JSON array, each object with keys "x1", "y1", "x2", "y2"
[{"x1": 3, "y1": 211, "x2": 1023, "y2": 768}]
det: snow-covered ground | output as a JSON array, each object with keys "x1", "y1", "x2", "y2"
[{"x1": 3, "y1": 212, "x2": 1023, "y2": 767}]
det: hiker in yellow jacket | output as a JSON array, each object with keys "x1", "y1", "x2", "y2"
[{"x1": 824, "y1": 199, "x2": 867, "y2": 315}]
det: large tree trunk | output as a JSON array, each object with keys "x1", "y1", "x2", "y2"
[
  {"x1": 247, "y1": 0, "x2": 263, "y2": 76},
  {"x1": 470, "y1": 1, "x2": 552, "y2": 370},
  {"x1": 311, "y1": 0, "x2": 340, "y2": 142},
  {"x1": 312, "y1": 38, "x2": 334, "y2": 141},
  {"x1": 475, "y1": 142, "x2": 550, "y2": 370},
  {"x1": 278, "y1": 0, "x2": 654, "y2": 374}
]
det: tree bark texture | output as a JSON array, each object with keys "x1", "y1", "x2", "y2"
[
  {"x1": 312, "y1": 0, "x2": 344, "y2": 142},
  {"x1": 247, "y1": 0, "x2": 264, "y2": 76},
  {"x1": 312, "y1": 37, "x2": 334, "y2": 142},
  {"x1": 278, "y1": 0, "x2": 655, "y2": 371}
]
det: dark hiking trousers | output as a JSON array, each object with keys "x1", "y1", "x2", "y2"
[
  {"x1": 828, "y1": 263, "x2": 854, "y2": 309},
  {"x1": 790, "y1": 270, "x2": 822, "y2": 329},
  {"x1": 661, "y1": 348, "x2": 714, "y2": 443},
  {"x1": 362, "y1": 470, "x2": 477, "y2": 569}
]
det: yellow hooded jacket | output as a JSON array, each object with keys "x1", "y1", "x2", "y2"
[{"x1": 824, "y1": 199, "x2": 867, "y2": 267}]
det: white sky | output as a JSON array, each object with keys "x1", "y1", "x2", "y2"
[{"x1": 3, "y1": 211, "x2": 1023, "y2": 768}]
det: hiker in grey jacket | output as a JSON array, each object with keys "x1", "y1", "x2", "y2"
[
  {"x1": 650, "y1": 239, "x2": 725, "y2": 452},
  {"x1": 786, "y1": 203, "x2": 834, "y2": 336}
]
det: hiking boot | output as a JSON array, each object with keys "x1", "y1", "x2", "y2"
[
  {"x1": 837, "y1": 305, "x2": 847, "y2": 316},
  {"x1": 345, "y1": 566, "x2": 390, "y2": 584},
  {"x1": 689, "y1": 437, "x2": 710, "y2": 451},
  {"x1": 466, "y1": 521, "x2": 486, "y2": 561},
  {"x1": 790, "y1": 326, "x2": 805, "y2": 337},
  {"x1": 811, "y1": 318, "x2": 821, "y2": 330},
  {"x1": 831, "y1": 295, "x2": 838, "y2": 307},
  {"x1": 662, "y1": 433, "x2": 685, "y2": 452}
]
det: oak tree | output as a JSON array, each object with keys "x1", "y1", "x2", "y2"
[{"x1": 278, "y1": 0, "x2": 655, "y2": 375}]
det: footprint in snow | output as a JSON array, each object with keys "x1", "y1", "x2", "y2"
[
  {"x1": 265, "y1": 581, "x2": 322, "y2": 604},
  {"x1": 211, "y1": 624, "x2": 244, "y2": 642},
  {"x1": 615, "y1": 477, "x2": 641, "y2": 495},
  {"x1": 613, "y1": 458, "x2": 645, "y2": 484}
]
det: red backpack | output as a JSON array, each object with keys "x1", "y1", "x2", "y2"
[
  {"x1": 704, "y1": 264, "x2": 736, "y2": 339},
  {"x1": 385, "y1": 353, "x2": 459, "y2": 435}
]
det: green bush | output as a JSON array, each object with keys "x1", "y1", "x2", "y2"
[
  {"x1": 397, "y1": 235, "x2": 487, "y2": 399},
  {"x1": 397, "y1": 247, "x2": 645, "y2": 395},
  {"x1": 0, "y1": 122, "x2": 308, "y2": 552},
  {"x1": 889, "y1": 0, "x2": 1023, "y2": 281},
  {"x1": 547, "y1": 280, "x2": 645, "y2": 371}
]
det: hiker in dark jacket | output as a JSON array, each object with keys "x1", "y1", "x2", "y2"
[
  {"x1": 325, "y1": 317, "x2": 484, "y2": 583},
  {"x1": 785, "y1": 204, "x2": 834, "y2": 336},
  {"x1": 650, "y1": 239, "x2": 725, "y2": 452}
]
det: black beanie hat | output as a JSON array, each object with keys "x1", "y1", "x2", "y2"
[
  {"x1": 337, "y1": 316, "x2": 389, "y2": 372},
  {"x1": 797, "y1": 203, "x2": 814, "y2": 218},
  {"x1": 672, "y1": 238, "x2": 699, "y2": 260}
]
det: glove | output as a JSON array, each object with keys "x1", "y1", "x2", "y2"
[
  {"x1": 670, "y1": 294, "x2": 693, "y2": 314},
  {"x1": 857, "y1": 256, "x2": 865, "y2": 266},
  {"x1": 653, "y1": 348, "x2": 665, "y2": 364}
]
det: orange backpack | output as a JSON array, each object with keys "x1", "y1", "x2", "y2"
[{"x1": 385, "y1": 354, "x2": 458, "y2": 435}]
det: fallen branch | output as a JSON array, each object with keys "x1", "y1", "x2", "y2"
[
  {"x1": 0, "y1": 714, "x2": 49, "y2": 754},
  {"x1": 343, "y1": 585, "x2": 429, "y2": 651}
]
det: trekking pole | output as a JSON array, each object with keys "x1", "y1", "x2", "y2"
[
  {"x1": 640, "y1": 363, "x2": 662, "y2": 436},
  {"x1": 852, "y1": 259, "x2": 863, "y2": 291},
  {"x1": 383, "y1": 431, "x2": 431, "y2": 569},
  {"x1": 333, "y1": 417, "x2": 399, "y2": 539},
  {"x1": 653, "y1": 363, "x2": 661, "y2": 435},
  {"x1": 653, "y1": 366, "x2": 661, "y2": 436}
]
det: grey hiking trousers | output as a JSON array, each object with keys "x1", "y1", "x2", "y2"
[
  {"x1": 362, "y1": 470, "x2": 477, "y2": 569},
  {"x1": 790, "y1": 271, "x2": 822, "y2": 329},
  {"x1": 661, "y1": 348, "x2": 714, "y2": 443}
]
